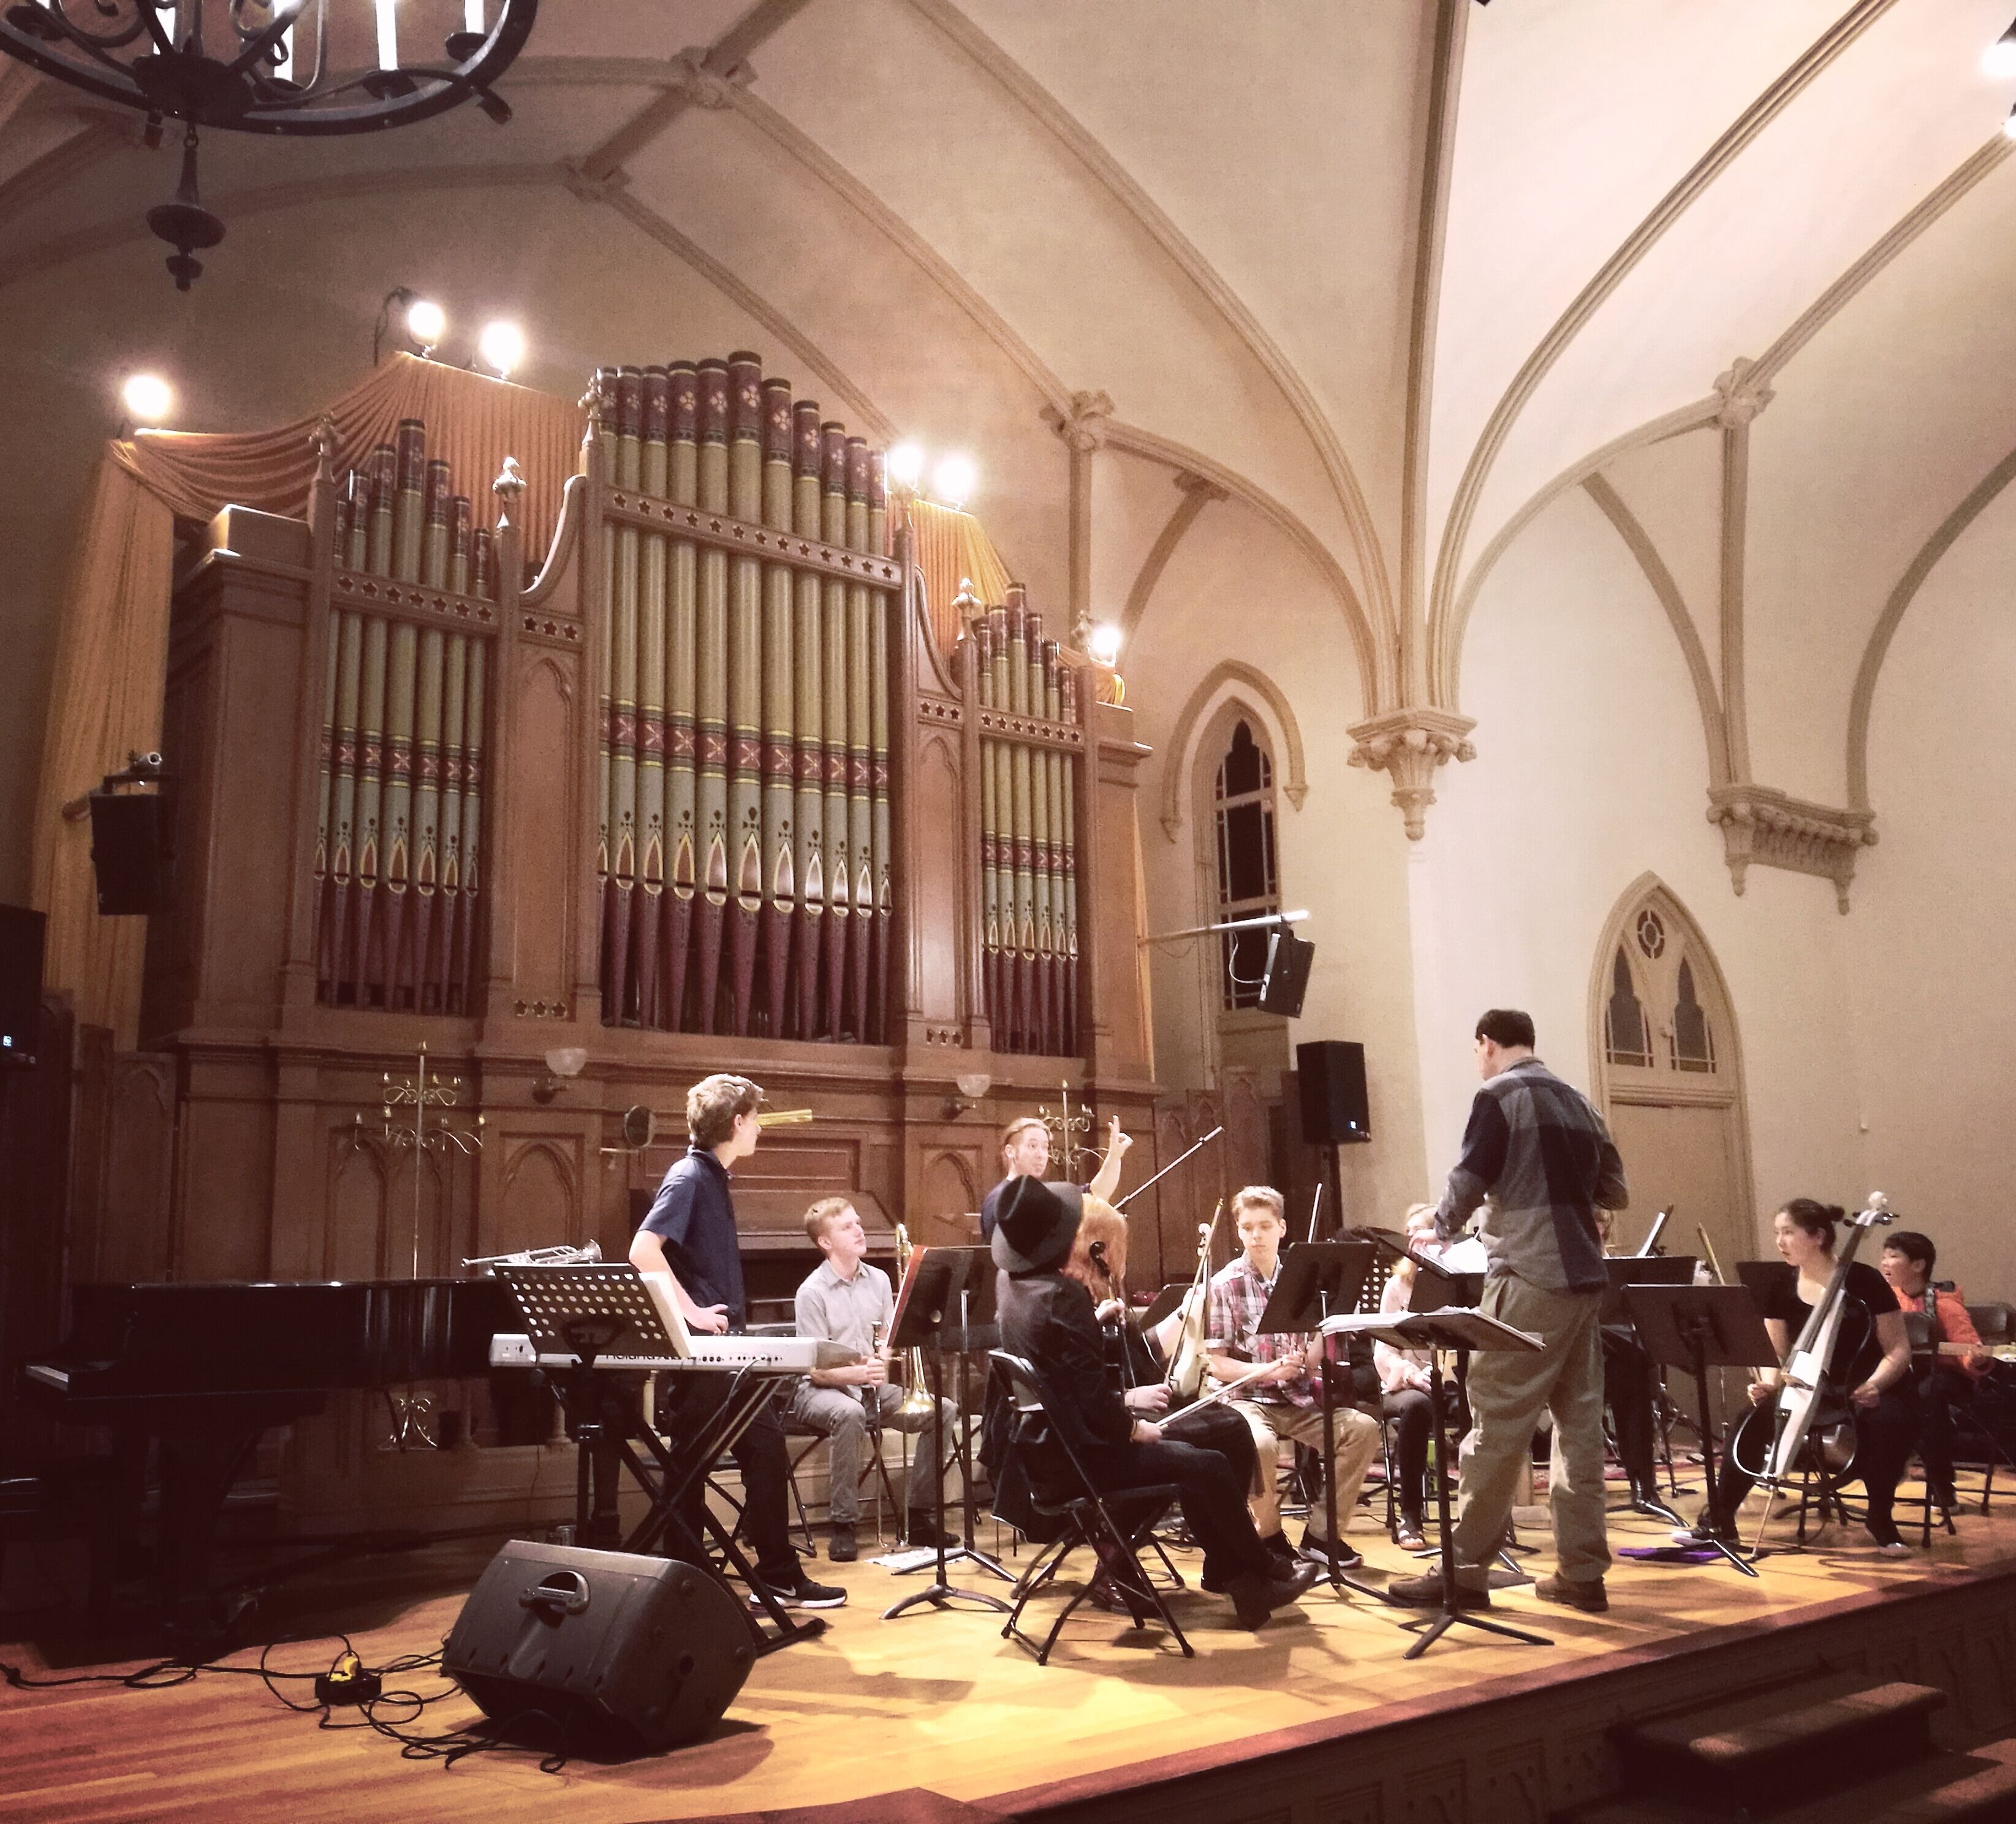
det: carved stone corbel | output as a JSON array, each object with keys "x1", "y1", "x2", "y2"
[
  {"x1": 1705, "y1": 783, "x2": 1876, "y2": 913},
  {"x1": 1346, "y1": 707, "x2": 1477, "y2": 840},
  {"x1": 1040, "y1": 389, "x2": 1115, "y2": 454}
]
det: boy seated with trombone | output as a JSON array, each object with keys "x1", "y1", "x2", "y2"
[
  {"x1": 787, "y1": 1198, "x2": 954, "y2": 1561},
  {"x1": 1206, "y1": 1185, "x2": 1384, "y2": 1571}
]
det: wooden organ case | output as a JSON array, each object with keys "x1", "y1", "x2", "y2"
[{"x1": 113, "y1": 354, "x2": 1169, "y2": 1518}]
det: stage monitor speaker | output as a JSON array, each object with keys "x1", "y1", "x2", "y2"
[
  {"x1": 443, "y1": 1540, "x2": 754, "y2": 1752},
  {"x1": 87, "y1": 789, "x2": 165, "y2": 916},
  {"x1": 1297, "y1": 1039, "x2": 1370, "y2": 1146},
  {"x1": 0, "y1": 904, "x2": 45, "y2": 1068},
  {"x1": 1256, "y1": 928, "x2": 1314, "y2": 1019}
]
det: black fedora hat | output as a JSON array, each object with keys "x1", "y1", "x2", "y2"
[{"x1": 990, "y1": 1177, "x2": 1083, "y2": 1274}]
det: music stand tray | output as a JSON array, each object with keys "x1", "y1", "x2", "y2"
[
  {"x1": 885, "y1": 1245, "x2": 1012, "y2": 1617},
  {"x1": 1622, "y1": 1283, "x2": 1778, "y2": 1578},
  {"x1": 1323, "y1": 1309, "x2": 1554, "y2": 1659}
]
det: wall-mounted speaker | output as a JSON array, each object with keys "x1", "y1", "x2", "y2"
[
  {"x1": 0, "y1": 905, "x2": 44, "y2": 1068},
  {"x1": 1297, "y1": 1039, "x2": 1370, "y2": 1146},
  {"x1": 444, "y1": 1540, "x2": 754, "y2": 1752},
  {"x1": 88, "y1": 790, "x2": 167, "y2": 916},
  {"x1": 1257, "y1": 929, "x2": 1314, "y2": 1018}
]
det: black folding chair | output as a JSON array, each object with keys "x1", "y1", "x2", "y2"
[{"x1": 987, "y1": 1350, "x2": 1193, "y2": 1664}]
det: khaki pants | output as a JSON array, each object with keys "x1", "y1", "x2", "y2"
[
  {"x1": 1451, "y1": 1274, "x2": 1610, "y2": 1588},
  {"x1": 1230, "y1": 1398, "x2": 1382, "y2": 1539}
]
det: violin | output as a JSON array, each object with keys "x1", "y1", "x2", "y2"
[{"x1": 1726, "y1": 1195, "x2": 1895, "y2": 1490}]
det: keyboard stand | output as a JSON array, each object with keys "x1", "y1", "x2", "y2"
[{"x1": 496, "y1": 1263, "x2": 825, "y2": 1655}]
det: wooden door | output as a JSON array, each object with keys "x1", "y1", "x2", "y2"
[{"x1": 1607, "y1": 1100, "x2": 1745, "y2": 1282}]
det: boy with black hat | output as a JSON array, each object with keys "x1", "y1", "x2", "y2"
[{"x1": 991, "y1": 1174, "x2": 1317, "y2": 1628}]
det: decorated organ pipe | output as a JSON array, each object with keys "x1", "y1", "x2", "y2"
[{"x1": 313, "y1": 417, "x2": 498, "y2": 1013}]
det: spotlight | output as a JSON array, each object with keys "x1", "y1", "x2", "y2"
[
  {"x1": 477, "y1": 319, "x2": 525, "y2": 378},
  {"x1": 887, "y1": 441, "x2": 925, "y2": 491},
  {"x1": 1088, "y1": 622, "x2": 1122, "y2": 665},
  {"x1": 121, "y1": 373, "x2": 172, "y2": 426},
  {"x1": 1986, "y1": 21, "x2": 2016, "y2": 78},
  {"x1": 931, "y1": 452, "x2": 976, "y2": 509},
  {"x1": 404, "y1": 297, "x2": 445, "y2": 351}
]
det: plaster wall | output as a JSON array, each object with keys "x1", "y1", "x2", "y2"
[
  {"x1": 1413, "y1": 482, "x2": 1863, "y2": 1256},
  {"x1": 1114, "y1": 474, "x2": 1426, "y2": 1227},
  {"x1": 1845, "y1": 480, "x2": 2016, "y2": 1294}
]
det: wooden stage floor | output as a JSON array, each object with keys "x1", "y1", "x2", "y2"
[{"x1": 6, "y1": 1489, "x2": 2016, "y2": 1824}]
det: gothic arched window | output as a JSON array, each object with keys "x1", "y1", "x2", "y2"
[{"x1": 1213, "y1": 720, "x2": 1279, "y2": 1011}]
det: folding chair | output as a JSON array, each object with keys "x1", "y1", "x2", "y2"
[{"x1": 988, "y1": 1350, "x2": 1193, "y2": 1664}]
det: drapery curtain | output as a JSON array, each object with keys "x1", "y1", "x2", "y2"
[
  {"x1": 906, "y1": 497, "x2": 1012, "y2": 655},
  {"x1": 29, "y1": 354, "x2": 583, "y2": 1046}
]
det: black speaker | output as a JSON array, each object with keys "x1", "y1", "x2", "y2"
[
  {"x1": 1297, "y1": 1039, "x2": 1370, "y2": 1145},
  {"x1": 1257, "y1": 929, "x2": 1314, "y2": 1018},
  {"x1": 444, "y1": 1541, "x2": 754, "y2": 1751},
  {"x1": 0, "y1": 905, "x2": 44, "y2": 1068},
  {"x1": 88, "y1": 789, "x2": 166, "y2": 916}
]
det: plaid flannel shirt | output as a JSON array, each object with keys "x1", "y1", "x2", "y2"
[
  {"x1": 1206, "y1": 1257, "x2": 1317, "y2": 1410},
  {"x1": 1434, "y1": 1057, "x2": 1626, "y2": 1294}
]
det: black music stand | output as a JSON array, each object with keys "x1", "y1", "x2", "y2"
[
  {"x1": 495, "y1": 1263, "x2": 826, "y2": 1653},
  {"x1": 1622, "y1": 1282, "x2": 1776, "y2": 1578},
  {"x1": 1255, "y1": 1241, "x2": 1385, "y2": 1601},
  {"x1": 1601, "y1": 1256, "x2": 1697, "y2": 1520},
  {"x1": 884, "y1": 1245, "x2": 1012, "y2": 1618},
  {"x1": 1324, "y1": 1309, "x2": 1554, "y2": 1660}
]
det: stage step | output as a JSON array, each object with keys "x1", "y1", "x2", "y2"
[
  {"x1": 1567, "y1": 1739, "x2": 2016, "y2": 1823},
  {"x1": 1615, "y1": 1674, "x2": 1944, "y2": 1812}
]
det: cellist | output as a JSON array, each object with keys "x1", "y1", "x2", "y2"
[{"x1": 1674, "y1": 1198, "x2": 1916, "y2": 1554}]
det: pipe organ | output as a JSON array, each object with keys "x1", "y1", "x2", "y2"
[{"x1": 123, "y1": 349, "x2": 1170, "y2": 1413}]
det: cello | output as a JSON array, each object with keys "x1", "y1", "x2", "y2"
[{"x1": 1726, "y1": 1193, "x2": 1895, "y2": 1491}]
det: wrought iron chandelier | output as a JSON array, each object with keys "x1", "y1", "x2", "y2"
[{"x1": 0, "y1": 1, "x2": 537, "y2": 287}]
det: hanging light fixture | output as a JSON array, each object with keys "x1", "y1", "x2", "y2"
[
  {"x1": 1985, "y1": 18, "x2": 2016, "y2": 79},
  {"x1": 0, "y1": 1, "x2": 538, "y2": 289}
]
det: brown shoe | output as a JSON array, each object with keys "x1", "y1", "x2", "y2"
[
  {"x1": 1534, "y1": 1573, "x2": 1608, "y2": 1613},
  {"x1": 1385, "y1": 1568, "x2": 1490, "y2": 1610}
]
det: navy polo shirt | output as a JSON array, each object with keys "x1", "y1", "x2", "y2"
[{"x1": 639, "y1": 1146, "x2": 748, "y2": 1328}]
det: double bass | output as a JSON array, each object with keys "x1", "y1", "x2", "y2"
[{"x1": 1726, "y1": 1193, "x2": 1895, "y2": 1489}]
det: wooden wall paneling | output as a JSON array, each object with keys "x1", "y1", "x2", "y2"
[
  {"x1": 63, "y1": 1016, "x2": 112, "y2": 1287},
  {"x1": 265, "y1": 1055, "x2": 325, "y2": 1280},
  {"x1": 172, "y1": 1055, "x2": 275, "y2": 1280},
  {"x1": 97, "y1": 1051, "x2": 176, "y2": 1285},
  {"x1": 1087, "y1": 696, "x2": 1154, "y2": 1084},
  {"x1": 164, "y1": 511, "x2": 314, "y2": 1036},
  {"x1": 327, "y1": 1132, "x2": 387, "y2": 1282},
  {"x1": 912, "y1": 1140, "x2": 984, "y2": 1246},
  {"x1": 502, "y1": 648, "x2": 580, "y2": 1017},
  {"x1": 141, "y1": 615, "x2": 206, "y2": 1042},
  {"x1": 490, "y1": 1129, "x2": 583, "y2": 1262}
]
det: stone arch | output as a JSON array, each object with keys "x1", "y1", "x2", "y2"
[{"x1": 1158, "y1": 660, "x2": 1307, "y2": 845}]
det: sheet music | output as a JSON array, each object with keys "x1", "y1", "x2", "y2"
[{"x1": 1319, "y1": 1309, "x2": 1544, "y2": 1352}]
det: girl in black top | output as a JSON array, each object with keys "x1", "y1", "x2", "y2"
[{"x1": 1688, "y1": 1199, "x2": 1917, "y2": 1551}]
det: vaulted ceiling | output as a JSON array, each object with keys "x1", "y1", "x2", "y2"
[{"x1": 2, "y1": 0, "x2": 2012, "y2": 743}]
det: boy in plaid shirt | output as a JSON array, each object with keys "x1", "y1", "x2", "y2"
[{"x1": 1207, "y1": 1185, "x2": 1382, "y2": 1570}]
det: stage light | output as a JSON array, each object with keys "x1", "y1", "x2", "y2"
[
  {"x1": 1088, "y1": 622, "x2": 1122, "y2": 665},
  {"x1": 932, "y1": 452, "x2": 976, "y2": 509},
  {"x1": 2006, "y1": 102, "x2": 2016, "y2": 139},
  {"x1": 478, "y1": 319, "x2": 525, "y2": 378},
  {"x1": 121, "y1": 373, "x2": 172, "y2": 425},
  {"x1": 887, "y1": 441, "x2": 925, "y2": 491},
  {"x1": 1985, "y1": 21, "x2": 2016, "y2": 78},
  {"x1": 404, "y1": 297, "x2": 445, "y2": 349}
]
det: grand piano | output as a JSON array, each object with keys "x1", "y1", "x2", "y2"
[{"x1": 22, "y1": 1277, "x2": 510, "y2": 1646}]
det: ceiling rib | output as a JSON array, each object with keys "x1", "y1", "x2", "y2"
[
  {"x1": 1120, "y1": 471, "x2": 1224, "y2": 644},
  {"x1": 903, "y1": 0, "x2": 1396, "y2": 680},
  {"x1": 1427, "y1": 0, "x2": 1900, "y2": 706},
  {"x1": 578, "y1": 0, "x2": 813, "y2": 181},
  {"x1": 1105, "y1": 417, "x2": 1377, "y2": 716}
]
